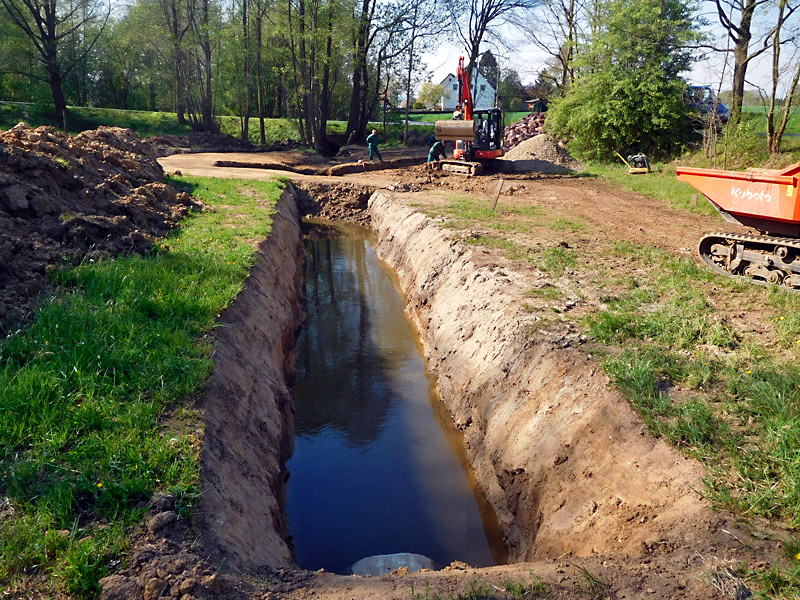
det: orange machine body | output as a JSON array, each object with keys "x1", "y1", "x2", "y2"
[{"x1": 676, "y1": 162, "x2": 800, "y2": 234}]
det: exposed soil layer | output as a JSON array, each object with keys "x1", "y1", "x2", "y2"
[
  {"x1": 0, "y1": 124, "x2": 198, "y2": 332},
  {"x1": 198, "y1": 189, "x2": 304, "y2": 573},
  {"x1": 292, "y1": 181, "x2": 374, "y2": 224}
]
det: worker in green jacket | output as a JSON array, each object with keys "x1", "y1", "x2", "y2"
[
  {"x1": 366, "y1": 129, "x2": 383, "y2": 162},
  {"x1": 428, "y1": 139, "x2": 447, "y2": 162}
]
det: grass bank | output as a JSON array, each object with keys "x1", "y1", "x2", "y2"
[
  {"x1": 416, "y1": 191, "x2": 800, "y2": 598},
  {"x1": 0, "y1": 176, "x2": 285, "y2": 598}
]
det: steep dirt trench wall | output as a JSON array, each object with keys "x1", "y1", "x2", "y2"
[
  {"x1": 199, "y1": 187, "x2": 304, "y2": 571},
  {"x1": 367, "y1": 192, "x2": 723, "y2": 562}
]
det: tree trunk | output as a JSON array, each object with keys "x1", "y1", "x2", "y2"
[
  {"x1": 256, "y1": 15, "x2": 267, "y2": 145},
  {"x1": 313, "y1": 3, "x2": 334, "y2": 153},
  {"x1": 345, "y1": 0, "x2": 372, "y2": 143},
  {"x1": 201, "y1": 0, "x2": 214, "y2": 131},
  {"x1": 46, "y1": 57, "x2": 68, "y2": 125},
  {"x1": 727, "y1": 0, "x2": 756, "y2": 123},
  {"x1": 242, "y1": 0, "x2": 252, "y2": 141}
]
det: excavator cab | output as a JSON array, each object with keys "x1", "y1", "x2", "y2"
[
  {"x1": 452, "y1": 108, "x2": 504, "y2": 162},
  {"x1": 473, "y1": 109, "x2": 504, "y2": 153}
]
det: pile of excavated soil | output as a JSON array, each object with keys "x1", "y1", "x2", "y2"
[
  {"x1": 0, "y1": 123, "x2": 199, "y2": 332},
  {"x1": 293, "y1": 181, "x2": 375, "y2": 224},
  {"x1": 503, "y1": 133, "x2": 583, "y2": 174},
  {"x1": 147, "y1": 131, "x2": 302, "y2": 157}
]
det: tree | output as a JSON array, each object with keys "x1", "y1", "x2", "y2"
[
  {"x1": 397, "y1": 0, "x2": 442, "y2": 144},
  {"x1": 764, "y1": 0, "x2": 800, "y2": 153},
  {"x1": 417, "y1": 81, "x2": 444, "y2": 108},
  {"x1": 444, "y1": 0, "x2": 538, "y2": 84},
  {"x1": 496, "y1": 67, "x2": 524, "y2": 109},
  {"x1": 518, "y1": 0, "x2": 588, "y2": 94},
  {"x1": 525, "y1": 68, "x2": 556, "y2": 99},
  {"x1": 285, "y1": 0, "x2": 347, "y2": 151},
  {"x1": 709, "y1": 0, "x2": 779, "y2": 123},
  {"x1": 0, "y1": 0, "x2": 110, "y2": 122},
  {"x1": 478, "y1": 49, "x2": 500, "y2": 96},
  {"x1": 547, "y1": 0, "x2": 701, "y2": 160}
]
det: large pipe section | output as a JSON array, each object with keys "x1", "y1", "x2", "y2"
[{"x1": 435, "y1": 120, "x2": 475, "y2": 142}]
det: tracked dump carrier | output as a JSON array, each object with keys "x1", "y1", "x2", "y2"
[{"x1": 677, "y1": 161, "x2": 800, "y2": 289}]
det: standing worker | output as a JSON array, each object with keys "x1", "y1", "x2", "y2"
[
  {"x1": 428, "y1": 139, "x2": 447, "y2": 162},
  {"x1": 366, "y1": 129, "x2": 383, "y2": 162}
]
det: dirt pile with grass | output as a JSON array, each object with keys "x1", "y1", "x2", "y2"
[
  {"x1": 503, "y1": 133, "x2": 583, "y2": 174},
  {"x1": 0, "y1": 123, "x2": 198, "y2": 331}
]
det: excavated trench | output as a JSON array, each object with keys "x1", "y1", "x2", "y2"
[
  {"x1": 286, "y1": 221, "x2": 507, "y2": 574},
  {"x1": 196, "y1": 182, "x2": 772, "y2": 592}
]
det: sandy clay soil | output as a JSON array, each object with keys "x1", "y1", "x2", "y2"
[{"x1": 1, "y1": 128, "x2": 792, "y2": 600}]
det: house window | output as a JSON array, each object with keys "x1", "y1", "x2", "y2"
[
  {"x1": 480, "y1": 84, "x2": 486, "y2": 91},
  {"x1": 453, "y1": 84, "x2": 457, "y2": 91}
]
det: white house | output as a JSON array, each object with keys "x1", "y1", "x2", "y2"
[{"x1": 439, "y1": 70, "x2": 496, "y2": 110}]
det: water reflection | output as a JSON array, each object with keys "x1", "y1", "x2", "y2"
[{"x1": 287, "y1": 223, "x2": 506, "y2": 574}]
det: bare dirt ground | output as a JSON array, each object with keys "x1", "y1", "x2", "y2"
[{"x1": 158, "y1": 147, "x2": 734, "y2": 254}]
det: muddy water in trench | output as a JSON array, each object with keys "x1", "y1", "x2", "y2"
[{"x1": 287, "y1": 223, "x2": 506, "y2": 574}]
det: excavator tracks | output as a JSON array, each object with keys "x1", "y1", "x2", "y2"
[
  {"x1": 699, "y1": 232, "x2": 800, "y2": 290},
  {"x1": 439, "y1": 160, "x2": 483, "y2": 176}
]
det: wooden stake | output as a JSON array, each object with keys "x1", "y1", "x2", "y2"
[
  {"x1": 491, "y1": 178, "x2": 504, "y2": 211},
  {"x1": 691, "y1": 193, "x2": 697, "y2": 207}
]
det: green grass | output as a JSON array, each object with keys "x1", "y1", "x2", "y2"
[
  {"x1": 427, "y1": 193, "x2": 585, "y2": 237},
  {"x1": 0, "y1": 175, "x2": 285, "y2": 597},
  {"x1": 411, "y1": 576, "x2": 551, "y2": 600},
  {"x1": 218, "y1": 114, "x2": 302, "y2": 145},
  {"x1": 0, "y1": 101, "x2": 305, "y2": 144},
  {"x1": 584, "y1": 242, "x2": 800, "y2": 535}
]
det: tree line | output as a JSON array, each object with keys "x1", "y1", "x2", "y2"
[
  {"x1": 0, "y1": 0, "x2": 538, "y2": 149},
  {"x1": 0, "y1": 0, "x2": 797, "y2": 155},
  {"x1": 524, "y1": 0, "x2": 800, "y2": 157}
]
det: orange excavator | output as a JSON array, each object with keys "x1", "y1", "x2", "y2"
[
  {"x1": 677, "y1": 161, "x2": 800, "y2": 289},
  {"x1": 433, "y1": 56, "x2": 504, "y2": 176}
]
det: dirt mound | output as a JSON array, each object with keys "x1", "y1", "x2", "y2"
[
  {"x1": 503, "y1": 133, "x2": 582, "y2": 174},
  {"x1": 294, "y1": 182, "x2": 374, "y2": 224},
  {"x1": 147, "y1": 131, "x2": 301, "y2": 157},
  {"x1": 0, "y1": 123, "x2": 199, "y2": 331}
]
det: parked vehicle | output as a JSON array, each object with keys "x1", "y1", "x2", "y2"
[
  {"x1": 676, "y1": 160, "x2": 800, "y2": 289},
  {"x1": 685, "y1": 85, "x2": 730, "y2": 127}
]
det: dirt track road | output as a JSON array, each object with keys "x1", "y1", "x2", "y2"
[{"x1": 158, "y1": 150, "x2": 734, "y2": 255}]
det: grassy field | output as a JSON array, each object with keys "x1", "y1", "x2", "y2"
[
  {"x1": 0, "y1": 102, "x2": 194, "y2": 137},
  {"x1": 0, "y1": 101, "x2": 303, "y2": 144},
  {"x1": 0, "y1": 176, "x2": 285, "y2": 597}
]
